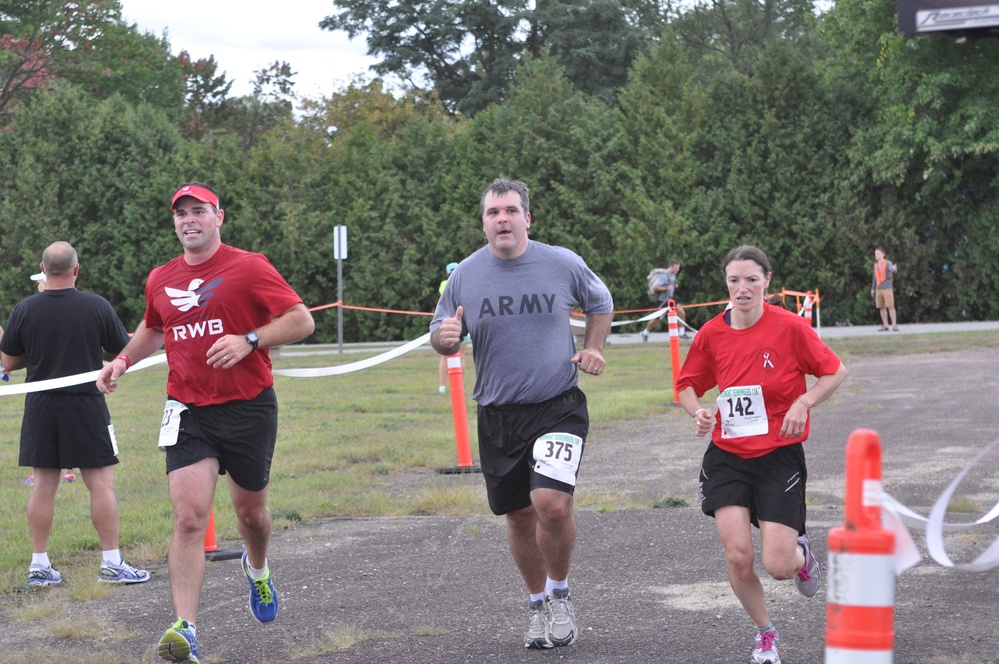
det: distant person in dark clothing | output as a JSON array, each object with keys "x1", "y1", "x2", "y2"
[{"x1": 1, "y1": 241, "x2": 149, "y2": 587}]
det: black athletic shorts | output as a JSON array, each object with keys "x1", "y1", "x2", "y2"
[
  {"x1": 166, "y1": 388, "x2": 278, "y2": 492},
  {"x1": 476, "y1": 387, "x2": 589, "y2": 516},
  {"x1": 698, "y1": 442, "x2": 807, "y2": 534},
  {"x1": 19, "y1": 392, "x2": 119, "y2": 469}
]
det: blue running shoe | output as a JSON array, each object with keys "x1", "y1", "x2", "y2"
[
  {"x1": 27, "y1": 565, "x2": 61, "y2": 587},
  {"x1": 159, "y1": 619, "x2": 199, "y2": 663},
  {"x1": 241, "y1": 550, "x2": 278, "y2": 623},
  {"x1": 99, "y1": 557, "x2": 151, "y2": 584}
]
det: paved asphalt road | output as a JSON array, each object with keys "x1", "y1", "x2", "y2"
[{"x1": 3, "y1": 320, "x2": 998, "y2": 664}]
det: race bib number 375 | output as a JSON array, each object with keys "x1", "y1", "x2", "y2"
[{"x1": 532, "y1": 432, "x2": 583, "y2": 486}]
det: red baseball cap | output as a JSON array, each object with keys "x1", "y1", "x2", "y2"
[{"x1": 171, "y1": 184, "x2": 220, "y2": 210}]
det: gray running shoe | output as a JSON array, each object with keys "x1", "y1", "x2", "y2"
[
  {"x1": 794, "y1": 533, "x2": 821, "y2": 598},
  {"x1": 547, "y1": 587, "x2": 578, "y2": 647},
  {"x1": 524, "y1": 598, "x2": 552, "y2": 649}
]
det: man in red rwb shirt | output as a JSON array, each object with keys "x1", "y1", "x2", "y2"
[
  {"x1": 676, "y1": 245, "x2": 846, "y2": 664},
  {"x1": 97, "y1": 183, "x2": 314, "y2": 663},
  {"x1": 144, "y1": 244, "x2": 303, "y2": 406}
]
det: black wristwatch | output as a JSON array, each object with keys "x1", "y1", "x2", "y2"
[{"x1": 245, "y1": 330, "x2": 260, "y2": 351}]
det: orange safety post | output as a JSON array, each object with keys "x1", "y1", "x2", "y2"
[
  {"x1": 826, "y1": 429, "x2": 896, "y2": 664},
  {"x1": 667, "y1": 300, "x2": 682, "y2": 404},
  {"x1": 437, "y1": 351, "x2": 481, "y2": 474},
  {"x1": 804, "y1": 291, "x2": 814, "y2": 326},
  {"x1": 204, "y1": 506, "x2": 218, "y2": 553}
]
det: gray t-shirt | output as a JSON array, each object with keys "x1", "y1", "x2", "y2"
[
  {"x1": 431, "y1": 241, "x2": 613, "y2": 407},
  {"x1": 653, "y1": 270, "x2": 677, "y2": 303}
]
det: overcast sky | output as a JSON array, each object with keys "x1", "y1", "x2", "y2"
[{"x1": 118, "y1": 0, "x2": 380, "y2": 99}]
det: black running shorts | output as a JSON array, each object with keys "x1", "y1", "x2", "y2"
[
  {"x1": 698, "y1": 442, "x2": 807, "y2": 534},
  {"x1": 476, "y1": 387, "x2": 589, "y2": 516},
  {"x1": 20, "y1": 392, "x2": 119, "y2": 469},
  {"x1": 166, "y1": 388, "x2": 278, "y2": 492}
]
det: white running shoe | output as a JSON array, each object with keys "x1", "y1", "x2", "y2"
[
  {"x1": 524, "y1": 598, "x2": 552, "y2": 649},
  {"x1": 547, "y1": 587, "x2": 578, "y2": 647},
  {"x1": 28, "y1": 565, "x2": 62, "y2": 587},
  {"x1": 751, "y1": 627, "x2": 781, "y2": 664}
]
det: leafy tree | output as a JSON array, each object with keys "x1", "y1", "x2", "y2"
[
  {"x1": 821, "y1": 0, "x2": 999, "y2": 322},
  {"x1": 470, "y1": 54, "x2": 624, "y2": 251},
  {"x1": 177, "y1": 52, "x2": 233, "y2": 138},
  {"x1": 222, "y1": 61, "x2": 298, "y2": 154},
  {"x1": 0, "y1": 0, "x2": 102, "y2": 122},
  {"x1": 320, "y1": 0, "x2": 665, "y2": 115},
  {"x1": 676, "y1": 38, "x2": 847, "y2": 320},
  {"x1": 290, "y1": 82, "x2": 458, "y2": 342},
  {"x1": 1, "y1": 0, "x2": 188, "y2": 124},
  {"x1": 614, "y1": 35, "x2": 705, "y2": 310},
  {"x1": 666, "y1": 0, "x2": 821, "y2": 79},
  {"x1": 0, "y1": 81, "x2": 183, "y2": 324}
]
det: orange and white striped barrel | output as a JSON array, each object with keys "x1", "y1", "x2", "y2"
[{"x1": 825, "y1": 429, "x2": 895, "y2": 663}]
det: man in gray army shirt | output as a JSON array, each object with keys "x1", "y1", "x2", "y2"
[{"x1": 431, "y1": 177, "x2": 613, "y2": 650}]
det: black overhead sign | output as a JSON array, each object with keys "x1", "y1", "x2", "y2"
[{"x1": 898, "y1": 0, "x2": 999, "y2": 37}]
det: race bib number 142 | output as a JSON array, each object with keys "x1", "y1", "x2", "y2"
[{"x1": 717, "y1": 385, "x2": 769, "y2": 438}]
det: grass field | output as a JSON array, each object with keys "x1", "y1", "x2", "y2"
[{"x1": 0, "y1": 330, "x2": 996, "y2": 595}]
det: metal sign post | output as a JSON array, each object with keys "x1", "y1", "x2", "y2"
[{"x1": 333, "y1": 225, "x2": 347, "y2": 354}]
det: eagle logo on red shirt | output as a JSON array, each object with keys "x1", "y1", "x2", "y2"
[{"x1": 166, "y1": 277, "x2": 223, "y2": 312}]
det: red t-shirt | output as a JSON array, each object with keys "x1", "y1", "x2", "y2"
[
  {"x1": 676, "y1": 303, "x2": 842, "y2": 458},
  {"x1": 144, "y1": 244, "x2": 304, "y2": 406}
]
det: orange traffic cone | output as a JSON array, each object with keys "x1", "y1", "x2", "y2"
[{"x1": 204, "y1": 506, "x2": 218, "y2": 553}]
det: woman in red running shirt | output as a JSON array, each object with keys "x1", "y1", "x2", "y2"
[{"x1": 676, "y1": 245, "x2": 847, "y2": 664}]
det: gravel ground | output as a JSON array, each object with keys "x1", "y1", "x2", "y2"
[{"x1": 3, "y1": 345, "x2": 999, "y2": 664}]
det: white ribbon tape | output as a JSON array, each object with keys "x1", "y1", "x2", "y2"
[
  {"x1": 0, "y1": 354, "x2": 167, "y2": 396},
  {"x1": 880, "y1": 436, "x2": 999, "y2": 573},
  {"x1": 0, "y1": 333, "x2": 435, "y2": 393},
  {"x1": 572, "y1": 308, "x2": 696, "y2": 329},
  {"x1": 272, "y1": 332, "x2": 432, "y2": 377}
]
